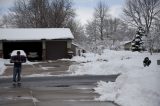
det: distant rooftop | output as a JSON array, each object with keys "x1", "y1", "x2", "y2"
[{"x1": 0, "y1": 28, "x2": 74, "y2": 40}]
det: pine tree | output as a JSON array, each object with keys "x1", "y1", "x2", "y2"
[{"x1": 131, "y1": 27, "x2": 146, "y2": 52}]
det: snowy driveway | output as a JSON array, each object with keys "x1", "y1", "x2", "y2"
[
  {"x1": 0, "y1": 59, "x2": 119, "y2": 106},
  {"x1": 0, "y1": 75, "x2": 119, "y2": 106},
  {"x1": 2, "y1": 60, "x2": 74, "y2": 77}
]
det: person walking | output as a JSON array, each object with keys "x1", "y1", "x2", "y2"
[{"x1": 10, "y1": 51, "x2": 26, "y2": 85}]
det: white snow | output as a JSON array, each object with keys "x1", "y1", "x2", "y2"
[
  {"x1": 0, "y1": 58, "x2": 6, "y2": 75},
  {"x1": 7, "y1": 96, "x2": 39, "y2": 102},
  {"x1": 94, "y1": 70, "x2": 160, "y2": 106},
  {"x1": 68, "y1": 49, "x2": 160, "y2": 106},
  {"x1": 41, "y1": 67, "x2": 55, "y2": 70},
  {"x1": 68, "y1": 50, "x2": 159, "y2": 75},
  {"x1": 1, "y1": 49, "x2": 160, "y2": 106},
  {"x1": 25, "y1": 73, "x2": 53, "y2": 77},
  {"x1": 0, "y1": 28, "x2": 74, "y2": 40}
]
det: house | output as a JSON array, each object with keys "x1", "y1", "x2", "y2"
[
  {"x1": 71, "y1": 43, "x2": 86, "y2": 56},
  {"x1": 120, "y1": 41, "x2": 132, "y2": 51},
  {"x1": 124, "y1": 41, "x2": 132, "y2": 50},
  {"x1": 0, "y1": 28, "x2": 74, "y2": 61}
]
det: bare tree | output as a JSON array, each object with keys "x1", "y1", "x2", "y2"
[
  {"x1": 29, "y1": 0, "x2": 49, "y2": 27},
  {"x1": 94, "y1": 1, "x2": 109, "y2": 40},
  {"x1": 85, "y1": 0, "x2": 136, "y2": 52},
  {"x1": 48, "y1": 0, "x2": 75, "y2": 28},
  {"x1": 86, "y1": 19, "x2": 100, "y2": 52},
  {"x1": 149, "y1": 18, "x2": 160, "y2": 52},
  {"x1": 123, "y1": 0, "x2": 160, "y2": 34},
  {"x1": 67, "y1": 19, "x2": 86, "y2": 46},
  {"x1": 9, "y1": 0, "x2": 31, "y2": 27},
  {"x1": 0, "y1": 9, "x2": 3, "y2": 27},
  {"x1": 5, "y1": 0, "x2": 75, "y2": 28},
  {"x1": 1, "y1": 14, "x2": 15, "y2": 28},
  {"x1": 123, "y1": 0, "x2": 160, "y2": 53}
]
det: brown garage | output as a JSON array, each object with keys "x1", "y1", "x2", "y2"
[
  {"x1": 0, "y1": 28, "x2": 74, "y2": 61},
  {"x1": 46, "y1": 41, "x2": 67, "y2": 60}
]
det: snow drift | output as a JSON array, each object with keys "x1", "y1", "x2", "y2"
[{"x1": 68, "y1": 49, "x2": 160, "y2": 106}]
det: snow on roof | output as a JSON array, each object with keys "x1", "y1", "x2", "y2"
[
  {"x1": 72, "y1": 42, "x2": 85, "y2": 50},
  {"x1": 120, "y1": 41, "x2": 132, "y2": 45},
  {"x1": 0, "y1": 28, "x2": 74, "y2": 40}
]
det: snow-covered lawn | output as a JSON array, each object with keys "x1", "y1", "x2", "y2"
[
  {"x1": 69, "y1": 50, "x2": 159, "y2": 75},
  {"x1": 68, "y1": 49, "x2": 160, "y2": 106}
]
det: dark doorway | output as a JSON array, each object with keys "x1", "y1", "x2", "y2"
[{"x1": 3, "y1": 41, "x2": 42, "y2": 61}]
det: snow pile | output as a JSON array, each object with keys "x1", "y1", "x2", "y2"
[
  {"x1": 68, "y1": 49, "x2": 160, "y2": 106},
  {"x1": 0, "y1": 58, "x2": 7, "y2": 75},
  {"x1": 94, "y1": 70, "x2": 160, "y2": 106}
]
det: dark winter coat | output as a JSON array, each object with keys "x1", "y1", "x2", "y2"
[
  {"x1": 10, "y1": 55, "x2": 26, "y2": 67},
  {"x1": 143, "y1": 57, "x2": 151, "y2": 67}
]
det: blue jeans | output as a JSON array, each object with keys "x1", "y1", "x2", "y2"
[{"x1": 13, "y1": 67, "x2": 21, "y2": 82}]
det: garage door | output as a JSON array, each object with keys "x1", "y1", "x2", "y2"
[
  {"x1": 46, "y1": 41, "x2": 67, "y2": 60},
  {"x1": 3, "y1": 41, "x2": 42, "y2": 61}
]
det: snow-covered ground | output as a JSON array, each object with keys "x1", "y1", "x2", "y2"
[
  {"x1": 0, "y1": 58, "x2": 7, "y2": 75},
  {"x1": 68, "y1": 49, "x2": 160, "y2": 106},
  {"x1": 69, "y1": 50, "x2": 159, "y2": 75},
  {"x1": 0, "y1": 49, "x2": 160, "y2": 106}
]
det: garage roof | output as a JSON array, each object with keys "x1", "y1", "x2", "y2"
[{"x1": 0, "y1": 28, "x2": 74, "y2": 40}]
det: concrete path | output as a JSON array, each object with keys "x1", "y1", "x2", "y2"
[
  {"x1": 2, "y1": 60, "x2": 74, "y2": 76},
  {"x1": 0, "y1": 75, "x2": 119, "y2": 106},
  {"x1": 0, "y1": 60, "x2": 120, "y2": 106}
]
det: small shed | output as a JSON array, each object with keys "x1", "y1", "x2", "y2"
[
  {"x1": 0, "y1": 28, "x2": 74, "y2": 61},
  {"x1": 120, "y1": 41, "x2": 132, "y2": 51},
  {"x1": 71, "y1": 43, "x2": 86, "y2": 56}
]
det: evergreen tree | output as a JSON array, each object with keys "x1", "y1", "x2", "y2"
[{"x1": 131, "y1": 27, "x2": 146, "y2": 52}]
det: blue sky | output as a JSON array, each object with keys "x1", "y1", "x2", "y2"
[{"x1": 0, "y1": 0, "x2": 125, "y2": 25}]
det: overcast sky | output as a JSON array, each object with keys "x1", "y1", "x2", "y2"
[{"x1": 0, "y1": 0, "x2": 125, "y2": 25}]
